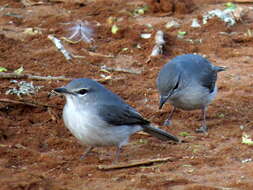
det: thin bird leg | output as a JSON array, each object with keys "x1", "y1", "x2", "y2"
[
  {"x1": 80, "y1": 146, "x2": 94, "y2": 160},
  {"x1": 113, "y1": 146, "x2": 122, "y2": 164},
  {"x1": 196, "y1": 108, "x2": 208, "y2": 133},
  {"x1": 164, "y1": 107, "x2": 176, "y2": 126}
]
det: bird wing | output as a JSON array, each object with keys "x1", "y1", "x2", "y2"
[
  {"x1": 179, "y1": 55, "x2": 218, "y2": 93},
  {"x1": 97, "y1": 104, "x2": 150, "y2": 126}
]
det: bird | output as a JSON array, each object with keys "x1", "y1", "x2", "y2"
[
  {"x1": 54, "y1": 78, "x2": 179, "y2": 162},
  {"x1": 157, "y1": 54, "x2": 225, "y2": 133}
]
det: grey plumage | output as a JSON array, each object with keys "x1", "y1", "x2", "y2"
[
  {"x1": 54, "y1": 78, "x2": 179, "y2": 162},
  {"x1": 157, "y1": 54, "x2": 225, "y2": 132}
]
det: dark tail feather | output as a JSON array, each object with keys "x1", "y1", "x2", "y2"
[{"x1": 142, "y1": 125, "x2": 180, "y2": 142}]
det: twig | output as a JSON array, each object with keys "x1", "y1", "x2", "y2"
[
  {"x1": 0, "y1": 72, "x2": 120, "y2": 83},
  {"x1": 82, "y1": 49, "x2": 114, "y2": 58},
  {"x1": 61, "y1": 37, "x2": 81, "y2": 44},
  {"x1": 146, "y1": 30, "x2": 166, "y2": 63},
  {"x1": 21, "y1": 0, "x2": 45, "y2": 7},
  {"x1": 0, "y1": 98, "x2": 57, "y2": 108},
  {"x1": 232, "y1": 0, "x2": 253, "y2": 2},
  {"x1": 151, "y1": 30, "x2": 165, "y2": 57},
  {"x1": 98, "y1": 157, "x2": 174, "y2": 170},
  {"x1": 0, "y1": 72, "x2": 72, "y2": 81},
  {"x1": 101, "y1": 65, "x2": 142, "y2": 75},
  {"x1": 48, "y1": 35, "x2": 73, "y2": 61}
]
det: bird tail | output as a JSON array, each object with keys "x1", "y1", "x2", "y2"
[
  {"x1": 214, "y1": 66, "x2": 227, "y2": 72},
  {"x1": 142, "y1": 125, "x2": 180, "y2": 142}
]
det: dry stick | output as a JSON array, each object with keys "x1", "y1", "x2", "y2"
[
  {"x1": 0, "y1": 98, "x2": 57, "y2": 108},
  {"x1": 98, "y1": 157, "x2": 174, "y2": 170},
  {"x1": 48, "y1": 35, "x2": 73, "y2": 62},
  {"x1": 21, "y1": 0, "x2": 45, "y2": 7},
  {"x1": 0, "y1": 72, "x2": 72, "y2": 81},
  {"x1": 0, "y1": 72, "x2": 118, "y2": 83},
  {"x1": 146, "y1": 30, "x2": 166, "y2": 63},
  {"x1": 232, "y1": 0, "x2": 253, "y2": 2},
  {"x1": 82, "y1": 49, "x2": 114, "y2": 58},
  {"x1": 101, "y1": 65, "x2": 142, "y2": 75}
]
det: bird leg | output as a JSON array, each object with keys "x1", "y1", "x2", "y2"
[
  {"x1": 163, "y1": 107, "x2": 176, "y2": 126},
  {"x1": 113, "y1": 146, "x2": 122, "y2": 164},
  {"x1": 80, "y1": 146, "x2": 94, "y2": 160},
  {"x1": 196, "y1": 108, "x2": 208, "y2": 133}
]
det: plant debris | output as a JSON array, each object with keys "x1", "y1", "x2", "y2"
[
  {"x1": 242, "y1": 133, "x2": 253, "y2": 145},
  {"x1": 14, "y1": 66, "x2": 24, "y2": 75},
  {"x1": 0, "y1": 67, "x2": 7, "y2": 72},
  {"x1": 177, "y1": 31, "x2": 187, "y2": 39},
  {"x1": 132, "y1": 5, "x2": 149, "y2": 16},
  {"x1": 140, "y1": 33, "x2": 152, "y2": 39},
  {"x1": 98, "y1": 157, "x2": 175, "y2": 170},
  {"x1": 191, "y1": 18, "x2": 201, "y2": 28},
  {"x1": 202, "y1": 6, "x2": 246, "y2": 26},
  {"x1": 5, "y1": 80, "x2": 43, "y2": 97},
  {"x1": 48, "y1": 35, "x2": 73, "y2": 61},
  {"x1": 165, "y1": 20, "x2": 180, "y2": 29},
  {"x1": 23, "y1": 28, "x2": 42, "y2": 36},
  {"x1": 111, "y1": 24, "x2": 119, "y2": 34},
  {"x1": 150, "y1": 30, "x2": 165, "y2": 56},
  {"x1": 100, "y1": 65, "x2": 142, "y2": 74}
]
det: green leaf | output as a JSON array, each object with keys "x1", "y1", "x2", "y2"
[
  {"x1": 179, "y1": 131, "x2": 190, "y2": 137},
  {"x1": 121, "y1": 47, "x2": 128, "y2": 51},
  {"x1": 133, "y1": 5, "x2": 149, "y2": 16},
  {"x1": 0, "y1": 67, "x2": 7, "y2": 72},
  {"x1": 242, "y1": 133, "x2": 253, "y2": 145},
  {"x1": 177, "y1": 31, "x2": 187, "y2": 39},
  {"x1": 14, "y1": 66, "x2": 24, "y2": 74},
  {"x1": 111, "y1": 24, "x2": 119, "y2": 34},
  {"x1": 225, "y1": 2, "x2": 236, "y2": 10},
  {"x1": 178, "y1": 31, "x2": 187, "y2": 36}
]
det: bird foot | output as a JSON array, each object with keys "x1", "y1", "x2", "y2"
[
  {"x1": 195, "y1": 125, "x2": 208, "y2": 133},
  {"x1": 163, "y1": 119, "x2": 172, "y2": 126},
  {"x1": 80, "y1": 146, "x2": 93, "y2": 160},
  {"x1": 80, "y1": 154, "x2": 88, "y2": 160}
]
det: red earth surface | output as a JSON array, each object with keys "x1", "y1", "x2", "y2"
[{"x1": 0, "y1": 0, "x2": 253, "y2": 189}]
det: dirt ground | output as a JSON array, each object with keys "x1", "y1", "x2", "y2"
[{"x1": 0, "y1": 0, "x2": 253, "y2": 189}]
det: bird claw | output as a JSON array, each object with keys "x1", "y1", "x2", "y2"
[{"x1": 195, "y1": 125, "x2": 208, "y2": 133}]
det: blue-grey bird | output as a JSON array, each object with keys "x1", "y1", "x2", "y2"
[
  {"x1": 157, "y1": 54, "x2": 225, "y2": 133},
  {"x1": 54, "y1": 78, "x2": 179, "y2": 162}
]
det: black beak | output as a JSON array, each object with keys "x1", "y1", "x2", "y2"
[
  {"x1": 54, "y1": 87, "x2": 74, "y2": 95},
  {"x1": 159, "y1": 96, "x2": 168, "y2": 109}
]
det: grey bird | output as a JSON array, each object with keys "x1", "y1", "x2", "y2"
[
  {"x1": 157, "y1": 54, "x2": 225, "y2": 133},
  {"x1": 54, "y1": 78, "x2": 179, "y2": 162}
]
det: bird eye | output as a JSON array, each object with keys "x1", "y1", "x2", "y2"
[
  {"x1": 76, "y1": 89, "x2": 88, "y2": 95},
  {"x1": 173, "y1": 75, "x2": 181, "y2": 91}
]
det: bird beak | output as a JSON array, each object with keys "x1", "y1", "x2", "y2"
[
  {"x1": 54, "y1": 87, "x2": 74, "y2": 95},
  {"x1": 159, "y1": 96, "x2": 168, "y2": 109}
]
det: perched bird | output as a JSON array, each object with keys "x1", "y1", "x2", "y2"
[
  {"x1": 157, "y1": 54, "x2": 225, "y2": 133},
  {"x1": 54, "y1": 78, "x2": 179, "y2": 162}
]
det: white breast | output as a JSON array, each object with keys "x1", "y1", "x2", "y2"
[
  {"x1": 169, "y1": 85, "x2": 217, "y2": 110},
  {"x1": 62, "y1": 96, "x2": 141, "y2": 147}
]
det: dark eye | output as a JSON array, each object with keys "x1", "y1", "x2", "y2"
[
  {"x1": 173, "y1": 75, "x2": 181, "y2": 91},
  {"x1": 76, "y1": 89, "x2": 88, "y2": 95}
]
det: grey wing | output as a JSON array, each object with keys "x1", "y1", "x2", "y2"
[{"x1": 97, "y1": 104, "x2": 150, "y2": 126}]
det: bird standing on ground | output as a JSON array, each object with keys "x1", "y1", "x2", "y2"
[
  {"x1": 54, "y1": 78, "x2": 179, "y2": 162},
  {"x1": 157, "y1": 54, "x2": 225, "y2": 133}
]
